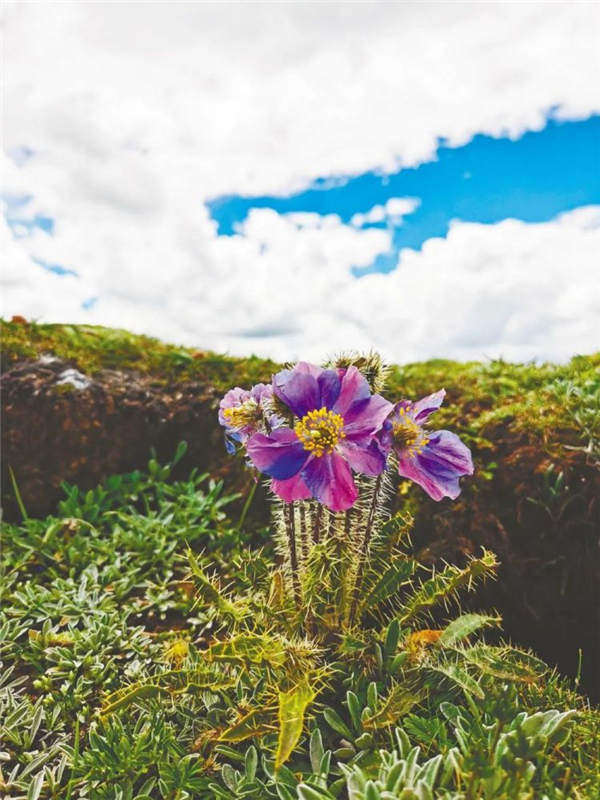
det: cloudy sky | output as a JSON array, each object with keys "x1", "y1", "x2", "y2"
[{"x1": 3, "y1": 1, "x2": 599, "y2": 363}]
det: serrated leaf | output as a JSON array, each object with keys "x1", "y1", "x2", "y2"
[
  {"x1": 359, "y1": 559, "x2": 416, "y2": 617},
  {"x1": 430, "y1": 663, "x2": 485, "y2": 699},
  {"x1": 219, "y1": 707, "x2": 276, "y2": 743},
  {"x1": 439, "y1": 614, "x2": 502, "y2": 647},
  {"x1": 209, "y1": 633, "x2": 287, "y2": 668},
  {"x1": 461, "y1": 645, "x2": 542, "y2": 683},
  {"x1": 275, "y1": 681, "x2": 315, "y2": 771},
  {"x1": 363, "y1": 683, "x2": 423, "y2": 729},
  {"x1": 401, "y1": 551, "x2": 498, "y2": 623},
  {"x1": 187, "y1": 548, "x2": 240, "y2": 618},
  {"x1": 102, "y1": 667, "x2": 235, "y2": 714}
]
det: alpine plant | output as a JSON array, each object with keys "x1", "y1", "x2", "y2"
[{"x1": 220, "y1": 354, "x2": 472, "y2": 510}]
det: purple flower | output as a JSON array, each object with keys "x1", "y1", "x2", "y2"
[
  {"x1": 382, "y1": 389, "x2": 473, "y2": 501},
  {"x1": 246, "y1": 363, "x2": 392, "y2": 512},
  {"x1": 219, "y1": 383, "x2": 279, "y2": 454}
]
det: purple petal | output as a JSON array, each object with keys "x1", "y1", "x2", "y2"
[
  {"x1": 317, "y1": 369, "x2": 341, "y2": 409},
  {"x1": 273, "y1": 369, "x2": 321, "y2": 419},
  {"x1": 377, "y1": 419, "x2": 394, "y2": 455},
  {"x1": 337, "y1": 438, "x2": 387, "y2": 477},
  {"x1": 250, "y1": 383, "x2": 273, "y2": 403},
  {"x1": 332, "y1": 367, "x2": 371, "y2": 415},
  {"x1": 293, "y1": 361, "x2": 324, "y2": 378},
  {"x1": 218, "y1": 387, "x2": 250, "y2": 427},
  {"x1": 427, "y1": 430, "x2": 473, "y2": 473},
  {"x1": 397, "y1": 430, "x2": 473, "y2": 501},
  {"x1": 271, "y1": 473, "x2": 312, "y2": 503},
  {"x1": 246, "y1": 428, "x2": 308, "y2": 480},
  {"x1": 343, "y1": 394, "x2": 394, "y2": 439},
  {"x1": 302, "y1": 451, "x2": 358, "y2": 512},
  {"x1": 412, "y1": 389, "x2": 446, "y2": 422}
]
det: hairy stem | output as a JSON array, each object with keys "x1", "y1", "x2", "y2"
[
  {"x1": 313, "y1": 504, "x2": 323, "y2": 544},
  {"x1": 285, "y1": 504, "x2": 301, "y2": 607},
  {"x1": 300, "y1": 504, "x2": 309, "y2": 563},
  {"x1": 349, "y1": 474, "x2": 383, "y2": 625}
]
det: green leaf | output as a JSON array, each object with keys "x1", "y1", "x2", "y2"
[
  {"x1": 26, "y1": 772, "x2": 44, "y2": 800},
  {"x1": 275, "y1": 681, "x2": 315, "y2": 771},
  {"x1": 363, "y1": 683, "x2": 423, "y2": 729},
  {"x1": 187, "y1": 548, "x2": 240, "y2": 618},
  {"x1": 390, "y1": 652, "x2": 409, "y2": 673},
  {"x1": 346, "y1": 691, "x2": 362, "y2": 731},
  {"x1": 244, "y1": 745, "x2": 258, "y2": 781},
  {"x1": 401, "y1": 551, "x2": 498, "y2": 623},
  {"x1": 384, "y1": 619, "x2": 400, "y2": 658},
  {"x1": 367, "y1": 682, "x2": 378, "y2": 711},
  {"x1": 360, "y1": 558, "x2": 416, "y2": 615},
  {"x1": 323, "y1": 708, "x2": 354, "y2": 739},
  {"x1": 219, "y1": 707, "x2": 276, "y2": 743},
  {"x1": 309, "y1": 728, "x2": 325, "y2": 774},
  {"x1": 102, "y1": 683, "x2": 170, "y2": 714},
  {"x1": 461, "y1": 645, "x2": 543, "y2": 683},
  {"x1": 297, "y1": 785, "x2": 336, "y2": 800},
  {"x1": 438, "y1": 614, "x2": 502, "y2": 647},
  {"x1": 102, "y1": 667, "x2": 235, "y2": 714},
  {"x1": 430, "y1": 663, "x2": 485, "y2": 699},
  {"x1": 209, "y1": 633, "x2": 287, "y2": 667}
]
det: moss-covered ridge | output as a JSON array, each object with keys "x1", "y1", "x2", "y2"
[
  {"x1": 1, "y1": 319, "x2": 280, "y2": 393},
  {"x1": 3, "y1": 318, "x2": 598, "y2": 448},
  {"x1": 1, "y1": 318, "x2": 599, "y2": 697}
]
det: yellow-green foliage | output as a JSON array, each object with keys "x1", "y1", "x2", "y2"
[
  {"x1": 2, "y1": 319, "x2": 598, "y2": 455},
  {"x1": 0, "y1": 319, "x2": 281, "y2": 394},
  {"x1": 388, "y1": 354, "x2": 600, "y2": 457}
]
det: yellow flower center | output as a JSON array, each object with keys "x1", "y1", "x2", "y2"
[
  {"x1": 392, "y1": 407, "x2": 429, "y2": 457},
  {"x1": 222, "y1": 401, "x2": 260, "y2": 429},
  {"x1": 295, "y1": 407, "x2": 346, "y2": 457}
]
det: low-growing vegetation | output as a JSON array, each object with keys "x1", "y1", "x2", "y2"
[
  {"x1": 2, "y1": 321, "x2": 598, "y2": 696},
  {"x1": 1, "y1": 345, "x2": 599, "y2": 798}
]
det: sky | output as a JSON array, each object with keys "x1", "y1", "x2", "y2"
[{"x1": 2, "y1": 1, "x2": 600, "y2": 364}]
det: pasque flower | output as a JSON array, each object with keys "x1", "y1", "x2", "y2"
[
  {"x1": 382, "y1": 389, "x2": 473, "y2": 501},
  {"x1": 219, "y1": 383, "x2": 279, "y2": 454},
  {"x1": 246, "y1": 362, "x2": 392, "y2": 512}
]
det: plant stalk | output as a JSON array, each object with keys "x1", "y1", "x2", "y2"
[
  {"x1": 285, "y1": 504, "x2": 301, "y2": 607},
  {"x1": 237, "y1": 480, "x2": 257, "y2": 532},
  {"x1": 313, "y1": 504, "x2": 323, "y2": 544},
  {"x1": 349, "y1": 474, "x2": 382, "y2": 625},
  {"x1": 300, "y1": 503, "x2": 309, "y2": 563}
]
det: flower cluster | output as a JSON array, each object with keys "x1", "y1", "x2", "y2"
[{"x1": 219, "y1": 357, "x2": 473, "y2": 512}]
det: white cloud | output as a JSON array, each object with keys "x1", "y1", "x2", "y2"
[
  {"x1": 4, "y1": 199, "x2": 598, "y2": 364},
  {"x1": 3, "y1": 2, "x2": 598, "y2": 196},
  {"x1": 1, "y1": 1, "x2": 599, "y2": 363},
  {"x1": 339, "y1": 207, "x2": 600, "y2": 364},
  {"x1": 351, "y1": 197, "x2": 420, "y2": 227}
]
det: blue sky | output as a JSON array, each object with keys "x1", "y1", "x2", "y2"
[
  {"x1": 207, "y1": 116, "x2": 600, "y2": 276},
  {"x1": 2, "y1": 2, "x2": 599, "y2": 363},
  {"x1": 9, "y1": 116, "x2": 599, "y2": 280}
]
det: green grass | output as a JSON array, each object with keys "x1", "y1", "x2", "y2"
[{"x1": 1, "y1": 455, "x2": 598, "y2": 799}]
